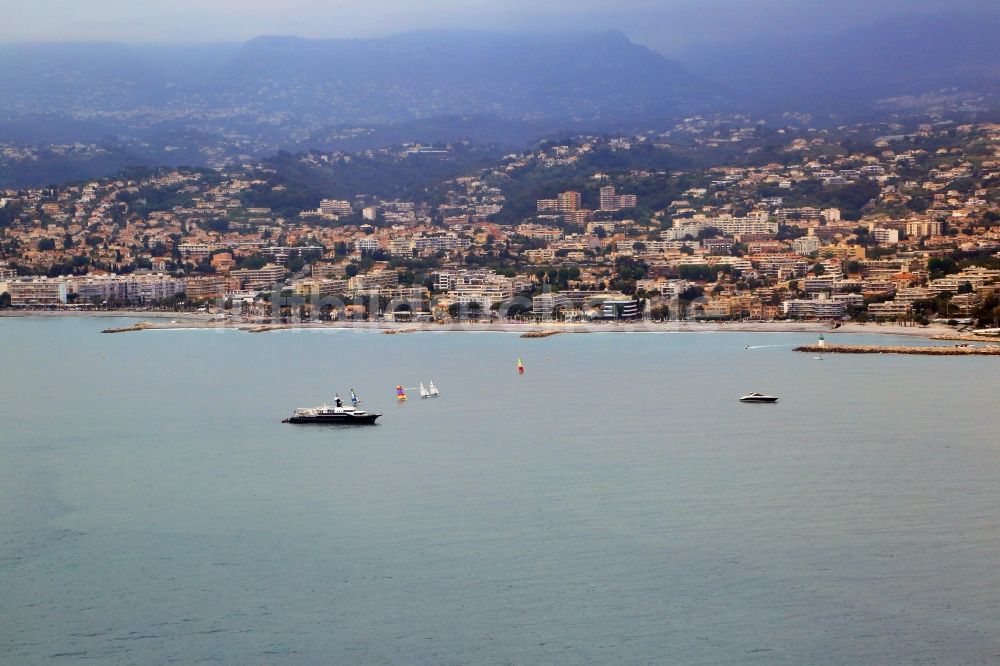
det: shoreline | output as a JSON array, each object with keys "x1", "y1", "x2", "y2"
[
  {"x1": 0, "y1": 309, "x2": 214, "y2": 321},
  {"x1": 4, "y1": 310, "x2": 990, "y2": 341}
]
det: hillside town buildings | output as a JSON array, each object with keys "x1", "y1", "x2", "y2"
[{"x1": 1, "y1": 121, "x2": 999, "y2": 325}]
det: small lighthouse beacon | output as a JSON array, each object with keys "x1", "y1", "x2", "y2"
[{"x1": 818, "y1": 333, "x2": 826, "y2": 348}]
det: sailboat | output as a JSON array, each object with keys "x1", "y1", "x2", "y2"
[
  {"x1": 396, "y1": 384, "x2": 407, "y2": 401},
  {"x1": 419, "y1": 382, "x2": 431, "y2": 399},
  {"x1": 517, "y1": 358, "x2": 525, "y2": 375},
  {"x1": 428, "y1": 381, "x2": 440, "y2": 397}
]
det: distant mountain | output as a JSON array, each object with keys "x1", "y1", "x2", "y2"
[
  {"x1": 209, "y1": 30, "x2": 713, "y2": 124},
  {"x1": 677, "y1": 12, "x2": 1000, "y2": 113},
  {"x1": 0, "y1": 31, "x2": 713, "y2": 137},
  {"x1": 0, "y1": 41, "x2": 238, "y2": 113},
  {"x1": 0, "y1": 30, "x2": 721, "y2": 184},
  {"x1": 2, "y1": 19, "x2": 998, "y2": 187}
]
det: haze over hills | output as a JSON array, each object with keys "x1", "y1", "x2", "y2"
[
  {"x1": 0, "y1": 15, "x2": 998, "y2": 187},
  {"x1": 2, "y1": 18, "x2": 998, "y2": 142},
  {"x1": 216, "y1": 31, "x2": 713, "y2": 123},
  {"x1": 0, "y1": 31, "x2": 713, "y2": 140},
  {"x1": 678, "y1": 12, "x2": 1000, "y2": 113},
  {"x1": 0, "y1": 29, "x2": 725, "y2": 186}
]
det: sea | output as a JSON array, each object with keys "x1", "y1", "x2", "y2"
[{"x1": 2, "y1": 316, "x2": 1000, "y2": 665}]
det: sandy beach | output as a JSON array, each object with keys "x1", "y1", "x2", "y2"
[{"x1": 0, "y1": 309, "x2": 216, "y2": 321}]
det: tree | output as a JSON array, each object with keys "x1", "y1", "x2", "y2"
[
  {"x1": 974, "y1": 294, "x2": 1000, "y2": 328},
  {"x1": 679, "y1": 286, "x2": 703, "y2": 302},
  {"x1": 205, "y1": 217, "x2": 230, "y2": 233},
  {"x1": 0, "y1": 204, "x2": 18, "y2": 228},
  {"x1": 678, "y1": 265, "x2": 715, "y2": 282},
  {"x1": 37, "y1": 238, "x2": 56, "y2": 251},
  {"x1": 928, "y1": 257, "x2": 958, "y2": 279},
  {"x1": 650, "y1": 304, "x2": 670, "y2": 320},
  {"x1": 345, "y1": 263, "x2": 360, "y2": 278},
  {"x1": 504, "y1": 303, "x2": 532, "y2": 318}
]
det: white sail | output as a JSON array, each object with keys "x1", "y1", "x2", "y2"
[
  {"x1": 428, "y1": 381, "x2": 440, "y2": 396},
  {"x1": 419, "y1": 382, "x2": 430, "y2": 398}
]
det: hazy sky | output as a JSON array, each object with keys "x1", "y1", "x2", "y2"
[{"x1": 1, "y1": 0, "x2": 996, "y2": 55}]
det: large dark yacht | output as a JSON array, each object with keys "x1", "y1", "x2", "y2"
[{"x1": 282, "y1": 395, "x2": 381, "y2": 425}]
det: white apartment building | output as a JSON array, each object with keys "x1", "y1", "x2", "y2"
[
  {"x1": 230, "y1": 263, "x2": 287, "y2": 290},
  {"x1": 867, "y1": 300, "x2": 913, "y2": 318},
  {"x1": 348, "y1": 270, "x2": 399, "y2": 292},
  {"x1": 290, "y1": 279, "x2": 350, "y2": 299},
  {"x1": 319, "y1": 199, "x2": 353, "y2": 216},
  {"x1": 449, "y1": 272, "x2": 515, "y2": 309},
  {"x1": 532, "y1": 292, "x2": 571, "y2": 317},
  {"x1": 906, "y1": 219, "x2": 943, "y2": 238},
  {"x1": 9, "y1": 278, "x2": 68, "y2": 305},
  {"x1": 781, "y1": 298, "x2": 847, "y2": 319},
  {"x1": 872, "y1": 227, "x2": 900, "y2": 244},
  {"x1": 71, "y1": 274, "x2": 185, "y2": 303},
  {"x1": 354, "y1": 237, "x2": 381, "y2": 253},
  {"x1": 792, "y1": 236, "x2": 821, "y2": 255}
]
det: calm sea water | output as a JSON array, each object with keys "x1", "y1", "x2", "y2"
[{"x1": 2, "y1": 317, "x2": 1000, "y2": 665}]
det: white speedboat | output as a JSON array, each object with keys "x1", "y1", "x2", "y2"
[{"x1": 739, "y1": 392, "x2": 779, "y2": 403}]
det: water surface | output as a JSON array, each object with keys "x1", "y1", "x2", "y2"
[{"x1": 2, "y1": 317, "x2": 999, "y2": 664}]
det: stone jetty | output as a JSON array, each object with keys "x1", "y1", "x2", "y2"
[{"x1": 795, "y1": 344, "x2": 1000, "y2": 356}]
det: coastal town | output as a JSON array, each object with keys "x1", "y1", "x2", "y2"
[
  {"x1": 7, "y1": 7, "x2": 1000, "y2": 665},
  {"x1": 2, "y1": 119, "x2": 999, "y2": 331}
]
